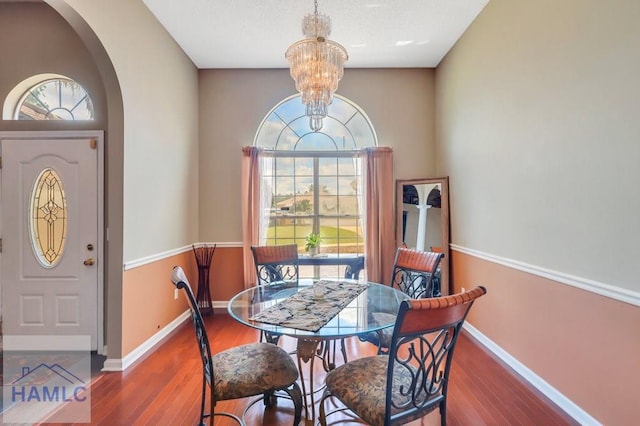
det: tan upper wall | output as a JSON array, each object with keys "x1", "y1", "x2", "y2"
[
  {"x1": 436, "y1": 0, "x2": 640, "y2": 292},
  {"x1": 198, "y1": 68, "x2": 436, "y2": 242},
  {"x1": 63, "y1": 0, "x2": 200, "y2": 263}
]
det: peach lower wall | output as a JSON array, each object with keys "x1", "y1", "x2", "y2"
[
  {"x1": 122, "y1": 251, "x2": 195, "y2": 356},
  {"x1": 207, "y1": 246, "x2": 245, "y2": 301},
  {"x1": 120, "y1": 245, "x2": 639, "y2": 423},
  {"x1": 451, "y1": 250, "x2": 639, "y2": 426},
  {"x1": 121, "y1": 246, "x2": 245, "y2": 356}
]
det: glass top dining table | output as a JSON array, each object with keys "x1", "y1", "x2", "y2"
[
  {"x1": 227, "y1": 280, "x2": 410, "y2": 340},
  {"x1": 228, "y1": 280, "x2": 409, "y2": 422}
]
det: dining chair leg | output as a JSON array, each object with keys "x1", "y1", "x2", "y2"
[
  {"x1": 261, "y1": 330, "x2": 281, "y2": 345},
  {"x1": 282, "y1": 381, "x2": 303, "y2": 425},
  {"x1": 440, "y1": 399, "x2": 447, "y2": 426},
  {"x1": 318, "y1": 389, "x2": 330, "y2": 426},
  {"x1": 339, "y1": 338, "x2": 348, "y2": 364},
  {"x1": 199, "y1": 375, "x2": 207, "y2": 425},
  {"x1": 321, "y1": 338, "x2": 348, "y2": 371},
  {"x1": 263, "y1": 390, "x2": 275, "y2": 408},
  {"x1": 376, "y1": 330, "x2": 386, "y2": 354}
]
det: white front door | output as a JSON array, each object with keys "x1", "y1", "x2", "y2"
[{"x1": 1, "y1": 132, "x2": 102, "y2": 350}]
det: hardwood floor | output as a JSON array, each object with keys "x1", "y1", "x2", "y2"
[{"x1": 41, "y1": 314, "x2": 577, "y2": 426}]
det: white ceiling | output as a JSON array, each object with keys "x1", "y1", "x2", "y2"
[{"x1": 142, "y1": 0, "x2": 489, "y2": 69}]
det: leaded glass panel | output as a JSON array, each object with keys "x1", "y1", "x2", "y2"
[
  {"x1": 17, "y1": 78, "x2": 94, "y2": 121},
  {"x1": 255, "y1": 94, "x2": 376, "y2": 150},
  {"x1": 30, "y1": 168, "x2": 68, "y2": 268}
]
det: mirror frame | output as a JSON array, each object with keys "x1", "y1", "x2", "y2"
[{"x1": 395, "y1": 177, "x2": 450, "y2": 295}]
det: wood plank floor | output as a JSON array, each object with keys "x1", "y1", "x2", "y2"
[{"x1": 41, "y1": 314, "x2": 578, "y2": 426}]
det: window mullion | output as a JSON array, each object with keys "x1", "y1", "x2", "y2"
[{"x1": 313, "y1": 156, "x2": 320, "y2": 235}]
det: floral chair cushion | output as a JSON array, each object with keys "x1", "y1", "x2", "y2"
[
  {"x1": 212, "y1": 342, "x2": 298, "y2": 401},
  {"x1": 324, "y1": 355, "x2": 440, "y2": 426}
]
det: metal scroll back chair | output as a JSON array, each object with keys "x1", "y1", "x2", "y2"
[
  {"x1": 250, "y1": 244, "x2": 300, "y2": 344},
  {"x1": 319, "y1": 286, "x2": 488, "y2": 426},
  {"x1": 251, "y1": 244, "x2": 300, "y2": 289},
  {"x1": 429, "y1": 245, "x2": 446, "y2": 296},
  {"x1": 170, "y1": 266, "x2": 303, "y2": 426},
  {"x1": 360, "y1": 248, "x2": 445, "y2": 353},
  {"x1": 391, "y1": 248, "x2": 444, "y2": 299}
]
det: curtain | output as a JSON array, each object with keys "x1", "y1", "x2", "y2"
[
  {"x1": 241, "y1": 146, "x2": 261, "y2": 289},
  {"x1": 360, "y1": 147, "x2": 395, "y2": 284}
]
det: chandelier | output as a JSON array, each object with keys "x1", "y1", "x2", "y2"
[{"x1": 285, "y1": 0, "x2": 348, "y2": 132}]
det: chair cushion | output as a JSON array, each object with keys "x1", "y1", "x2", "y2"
[
  {"x1": 325, "y1": 355, "x2": 440, "y2": 426},
  {"x1": 212, "y1": 342, "x2": 298, "y2": 401},
  {"x1": 371, "y1": 312, "x2": 397, "y2": 349}
]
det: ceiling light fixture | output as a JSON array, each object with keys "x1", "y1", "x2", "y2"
[{"x1": 285, "y1": 0, "x2": 348, "y2": 132}]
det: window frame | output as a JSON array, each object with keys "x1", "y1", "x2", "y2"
[
  {"x1": 253, "y1": 94, "x2": 377, "y2": 278},
  {"x1": 261, "y1": 150, "x2": 364, "y2": 258}
]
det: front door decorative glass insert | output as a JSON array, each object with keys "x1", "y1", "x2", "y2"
[{"x1": 30, "y1": 168, "x2": 67, "y2": 267}]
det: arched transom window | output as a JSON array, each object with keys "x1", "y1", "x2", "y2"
[
  {"x1": 254, "y1": 94, "x2": 377, "y2": 151},
  {"x1": 13, "y1": 77, "x2": 94, "y2": 121}
]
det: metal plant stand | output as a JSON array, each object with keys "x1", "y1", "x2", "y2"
[{"x1": 192, "y1": 244, "x2": 216, "y2": 316}]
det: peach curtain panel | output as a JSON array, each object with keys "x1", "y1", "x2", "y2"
[
  {"x1": 241, "y1": 146, "x2": 261, "y2": 289},
  {"x1": 360, "y1": 147, "x2": 395, "y2": 284}
]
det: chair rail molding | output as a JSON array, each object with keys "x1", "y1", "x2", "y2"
[
  {"x1": 123, "y1": 242, "x2": 242, "y2": 270},
  {"x1": 450, "y1": 244, "x2": 640, "y2": 307}
]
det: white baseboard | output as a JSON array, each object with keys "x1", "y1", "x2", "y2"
[
  {"x1": 463, "y1": 322, "x2": 601, "y2": 426},
  {"x1": 102, "y1": 310, "x2": 191, "y2": 372}
]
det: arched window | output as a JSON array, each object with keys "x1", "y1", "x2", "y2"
[
  {"x1": 8, "y1": 77, "x2": 94, "y2": 121},
  {"x1": 254, "y1": 94, "x2": 377, "y2": 150},
  {"x1": 253, "y1": 95, "x2": 377, "y2": 279}
]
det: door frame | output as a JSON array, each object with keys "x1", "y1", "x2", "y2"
[{"x1": 0, "y1": 130, "x2": 105, "y2": 354}]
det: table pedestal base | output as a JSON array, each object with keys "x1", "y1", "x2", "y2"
[{"x1": 296, "y1": 338, "x2": 347, "y2": 422}]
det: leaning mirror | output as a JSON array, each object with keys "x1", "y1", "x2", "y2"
[{"x1": 396, "y1": 177, "x2": 450, "y2": 295}]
